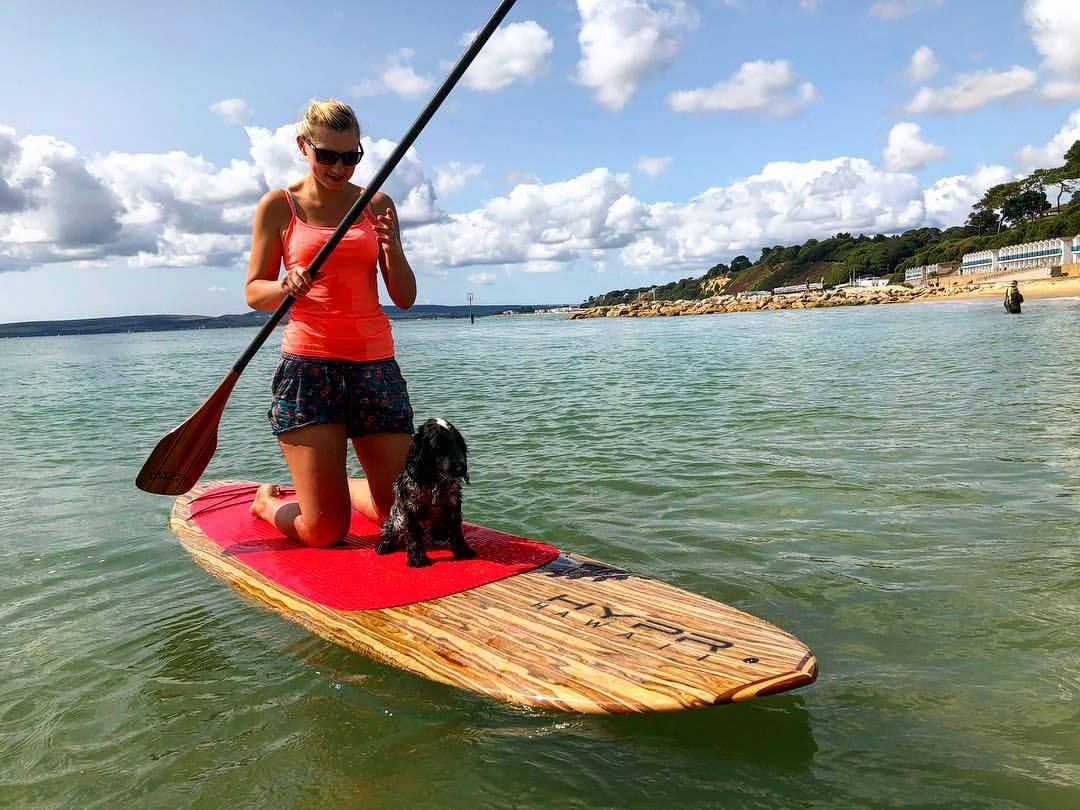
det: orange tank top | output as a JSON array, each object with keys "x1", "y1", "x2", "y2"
[{"x1": 279, "y1": 190, "x2": 394, "y2": 362}]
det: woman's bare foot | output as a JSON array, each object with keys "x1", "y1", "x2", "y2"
[{"x1": 250, "y1": 483, "x2": 281, "y2": 521}]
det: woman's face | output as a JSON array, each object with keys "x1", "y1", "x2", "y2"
[{"x1": 298, "y1": 125, "x2": 361, "y2": 190}]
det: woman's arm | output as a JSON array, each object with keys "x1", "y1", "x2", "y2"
[
  {"x1": 370, "y1": 192, "x2": 416, "y2": 310},
  {"x1": 245, "y1": 190, "x2": 302, "y2": 310}
]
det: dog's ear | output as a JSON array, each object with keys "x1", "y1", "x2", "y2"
[
  {"x1": 451, "y1": 424, "x2": 469, "y2": 483},
  {"x1": 452, "y1": 424, "x2": 467, "y2": 458},
  {"x1": 404, "y1": 421, "x2": 438, "y2": 485}
]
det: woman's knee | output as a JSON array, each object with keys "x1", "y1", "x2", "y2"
[{"x1": 296, "y1": 513, "x2": 350, "y2": 547}]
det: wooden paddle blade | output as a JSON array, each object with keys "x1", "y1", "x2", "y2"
[{"x1": 136, "y1": 370, "x2": 240, "y2": 495}]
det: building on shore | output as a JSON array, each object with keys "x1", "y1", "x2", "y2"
[
  {"x1": 772, "y1": 282, "x2": 824, "y2": 295},
  {"x1": 958, "y1": 236, "x2": 1078, "y2": 280},
  {"x1": 905, "y1": 235, "x2": 1079, "y2": 288},
  {"x1": 905, "y1": 261, "x2": 959, "y2": 287},
  {"x1": 960, "y1": 249, "x2": 997, "y2": 275}
]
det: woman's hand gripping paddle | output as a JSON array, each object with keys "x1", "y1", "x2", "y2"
[{"x1": 136, "y1": 0, "x2": 519, "y2": 495}]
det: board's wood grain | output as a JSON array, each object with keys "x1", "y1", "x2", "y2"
[{"x1": 171, "y1": 481, "x2": 817, "y2": 713}]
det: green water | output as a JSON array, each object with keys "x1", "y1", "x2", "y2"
[{"x1": 1, "y1": 298, "x2": 1078, "y2": 808}]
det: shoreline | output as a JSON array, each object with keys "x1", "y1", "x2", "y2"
[
  {"x1": 566, "y1": 274, "x2": 1080, "y2": 319},
  {"x1": 0, "y1": 304, "x2": 560, "y2": 339}
]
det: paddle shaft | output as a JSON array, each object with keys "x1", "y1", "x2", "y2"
[{"x1": 233, "y1": 0, "x2": 518, "y2": 376}]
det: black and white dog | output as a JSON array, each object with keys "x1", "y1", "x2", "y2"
[{"x1": 376, "y1": 418, "x2": 476, "y2": 567}]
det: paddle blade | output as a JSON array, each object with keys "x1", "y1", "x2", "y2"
[{"x1": 136, "y1": 370, "x2": 240, "y2": 495}]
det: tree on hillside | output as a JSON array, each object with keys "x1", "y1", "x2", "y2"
[
  {"x1": 1032, "y1": 167, "x2": 1075, "y2": 213},
  {"x1": 972, "y1": 182, "x2": 1022, "y2": 234},
  {"x1": 730, "y1": 255, "x2": 752, "y2": 274},
  {"x1": 1034, "y1": 139, "x2": 1080, "y2": 212},
  {"x1": 965, "y1": 208, "x2": 999, "y2": 235},
  {"x1": 1002, "y1": 188, "x2": 1051, "y2": 225}
]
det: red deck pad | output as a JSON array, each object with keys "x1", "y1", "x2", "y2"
[{"x1": 187, "y1": 483, "x2": 560, "y2": 610}]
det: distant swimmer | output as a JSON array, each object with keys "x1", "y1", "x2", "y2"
[{"x1": 1003, "y1": 280, "x2": 1023, "y2": 314}]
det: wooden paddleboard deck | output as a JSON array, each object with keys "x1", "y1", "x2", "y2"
[{"x1": 170, "y1": 481, "x2": 817, "y2": 713}]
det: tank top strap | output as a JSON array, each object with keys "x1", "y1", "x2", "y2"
[{"x1": 282, "y1": 189, "x2": 298, "y2": 218}]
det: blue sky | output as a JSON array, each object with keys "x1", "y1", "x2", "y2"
[{"x1": 2, "y1": 0, "x2": 1080, "y2": 321}]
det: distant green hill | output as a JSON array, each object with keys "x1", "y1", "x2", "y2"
[{"x1": 0, "y1": 304, "x2": 559, "y2": 339}]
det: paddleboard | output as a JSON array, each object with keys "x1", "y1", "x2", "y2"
[{"x1": 169, "y1": 480, "x2": 817, "y2": 713}]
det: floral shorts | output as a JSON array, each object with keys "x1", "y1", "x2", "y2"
[{"x1": 268, "y1": 354, "x2": 414, "y2": 438}]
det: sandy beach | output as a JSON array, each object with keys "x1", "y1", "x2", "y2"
[
  {"x1": 930, "y1": 272, "x2": 1080, "y2": 302},
  {"x1": 568, "y1": 271, "x2": 1080, "y2": 319}
]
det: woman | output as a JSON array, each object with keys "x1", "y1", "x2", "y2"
[{"x1": 245, "y1": 99, "x2": 416, "y2": 546}]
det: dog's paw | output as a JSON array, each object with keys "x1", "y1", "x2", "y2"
[
  {"x1": 407, "y1": 553, "x2": 434, "y2": 568},
  {"x1": 375, "y1": 540, "x2": 395, "y2": 555},
  {"x1": 453, "y1": 545, "x2": 477, "y2": 560}
]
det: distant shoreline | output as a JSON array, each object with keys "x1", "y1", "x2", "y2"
[
  {"x1": 0, "y1": 304, "x2": 568, "y2": 339},
  {"x1": 567, "y1": 275, "x2": 1080, "y2": 320}
]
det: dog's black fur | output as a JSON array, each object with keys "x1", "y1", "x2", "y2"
[{"x1": 376, "y1": 418, "x2": 475, "y2": 567}]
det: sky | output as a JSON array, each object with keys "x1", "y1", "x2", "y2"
[{"x1": 2, "y1": 0, "x2": 1080, "y2": 322}]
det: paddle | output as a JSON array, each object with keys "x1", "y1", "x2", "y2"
[{"x1": 136, "y1": 0, "x2": 519, "y2": 495}]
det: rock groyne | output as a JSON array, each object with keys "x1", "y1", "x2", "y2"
[{"x1": 567, "y1": 284, "x2": 976, "y2": 319}]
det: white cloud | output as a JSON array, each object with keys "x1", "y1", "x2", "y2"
[
  {"x1": 904, "y1": 67, "x2": 1037, "y2": 114},
  {"x1": 922, "y1": 164, "x2": 1013, "y2": 227},
  {"x1": 404, "y1": 155, "x2": 1015, "y2": 277},
  {"x1": 883, "y1": 122, "x2": 946, "y2": 171},
  {"x1": 351, "y1": 79, "x2": 385, "y2": 97},
  {"x1": 623, "y1": 159, "x2": 1011, "y2": 269},
  {"x1": 620, "y1": 158, "x2": 927, "y2": 269},
  {"x1": 669, "y1": 60, "x2": 818, "y2": 117},
  {"x1": 405, "y1": 168, "x2": 641, "y2": 268},
  {"x1": 1024, "y1": 0, "x2": 1080, "y2": 101},
  {"x1": 434, "y1": 162, "x2": 484, "y2": 197},
  {"x1": 1041, "y1": 79, "x2": 1080, "y2": 102},
  {"x1": 353, "y1": 137, "x2": 442, "y2": 225},
  {"x1": 636, "y1": 156, "x2": 672, "y2": 177},
  {"x1": 246, "y1": 124, "x2": 308, "y2": 190},
  {"x1": 906, "y1": 46, "x2": 939, "y2": 82},
  {"x1": 351, "y1": 49, "x2": 433, "y2": 99},
  {"x1": 0, "y1": 118, "x2": 444, "y2": 273},
  {"x1": 87, "y1": 148, "x2": 266, "y2": 267},
  {"x1": 869, "y1": 0, "x2": 940, "y2": 21},
  {"x1": 1018, "y1": 108, "x2": 1080, "y2": 171},
  {"x1": 0, "y1": 129, "x2": 130, "y2": 268},
  {"x1": 505, "y1": 170, "x2": 540, "y2": 185},
  {"x1": 461, "y1": 21, "x2": 553, "y2": 91},
  {"x1": 576, "y1": 0, "x2": 698, "y2": 111},
  {"x1": 468, "y1": 272, "x2": 497, "y2": 285},
  {"x1": 127, "y1": 227, "x2": 248, "y2": 269},
  {"x1": 210, "y1": 99, "x2": 250, "y2": 125}
]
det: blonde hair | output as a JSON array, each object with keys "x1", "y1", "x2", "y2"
[{"x1": 298, "y1": 98, "x2": 360, "y2": 139}]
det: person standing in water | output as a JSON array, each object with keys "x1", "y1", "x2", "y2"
[
  {"x1": 1003, "y1": 280, "x2": 1024, "y2": 314},
  {"x1": 245, "y1": 99, "x2": 417, "y2": 547}
]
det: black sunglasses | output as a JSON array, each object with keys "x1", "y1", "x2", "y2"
[{"x1": 304, "y1": 137, "x2": 363, "y2": 167}]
